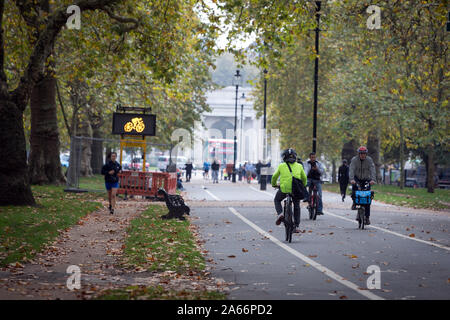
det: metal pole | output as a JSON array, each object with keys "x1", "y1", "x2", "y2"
[
  {"x1": 240, "y1": 103, "x2": 244, "y2": 164},
  {"x1": 313, "y1": 1, "x2": 321, "y2": 154},
  {"x1": 233, "y1": 84, "x2": 238, "y2": 183},
  {"x1": 263, "y1": 69, "x2": 268, "y2": 160}
]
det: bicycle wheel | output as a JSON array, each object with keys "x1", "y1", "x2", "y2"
[
  {"x1": 312, "y1": 193, "x2": 318, "y2": 221},
  {"x1": 358, "y1": 207, "x2": 365, "y2": 229},
  {"x1": 285, "y1": 198, "x2": 294, "y2": 243}
]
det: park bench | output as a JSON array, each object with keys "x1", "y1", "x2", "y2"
[{"x1": 157, "y1": 188, "x2": 190, "y2": 220}]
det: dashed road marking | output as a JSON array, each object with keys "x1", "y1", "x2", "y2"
[{"x1": 228, "y1": 207, "x2": 384, "y2": 300}]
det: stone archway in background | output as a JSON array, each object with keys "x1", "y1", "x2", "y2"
[{"x1": 209, "y1": 120, "x2": 234, "y2": 164}]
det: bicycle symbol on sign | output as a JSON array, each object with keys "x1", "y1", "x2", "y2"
[{"x1": 124, "y1": 117, "x2": 145, "y2": 133}]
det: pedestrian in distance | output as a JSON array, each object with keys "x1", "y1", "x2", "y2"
[
  {"x1": 256, "y1": 160, "x2": 262, "y2": 183},
  {"x1": 211, "y1": 159, "x2": 220, "y2": 184},
  {"x1": 203, "y1": 160, "x2": 210, "y2": 180},
  {"x1": 101, "y1": 152, "x2": 122, "y2": 214},
  {"x1": 185, "y1": 160, "x2": 193, "y2": 182},
  {"x1": 338, "y1": 159, "x2": 350, "y2": 202},
  {"x1": 226, "y1": 162, "x2": 234, "y2": 181}
]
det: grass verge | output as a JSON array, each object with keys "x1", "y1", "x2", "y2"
[
  {"x1": 0, "y1": 185, "x2": 102, "y2": 266},
  {"x1": 121, "y1": 205, "x2": 204, "y2": 273},
  {"x1": 97, "y1": 204, "x2": 226, "y2": 300},
  {"x1": 322, "y1": 183, "x2": 450, "y2": 210}
]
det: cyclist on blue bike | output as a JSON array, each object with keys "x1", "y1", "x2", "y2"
[
  {"x1": 349, "y1": 146, "x2": 376, "y2": 225},
  {"x1": 304, "y1": 152, "x2": 325, "y2": 215},
  {"x1": 271, "y1": 148, "x2": 307, "y2": 233}
]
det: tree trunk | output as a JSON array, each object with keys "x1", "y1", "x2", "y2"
[
  {"x1": 399, "y1": 124, "x2": 405, "y2": 189},
  {"x1": 0, "y1": 98, "x2": 35, "y2": 205},
  {"x1": 28, "y1": 74, "x2": 66, "y2": 185},
  {"x1": 331, "y1": 159, "x2": 337, "y2": 184},
  {"x1": 105, "y1": 147, "x2": 112, "y2": 162},
  {"x1": 91, "y1": 127, "x2": 103, "y2": 174},
  {"x1": 341, "y1": 140, "x2": 357, "y2": 163},
  {"x1": 78, "y1": 117, "x2": 93, "y2": 177},
  {"x1": 367, "y1": 130, "x2": 382, "y2": 183},
  {"x1": 427, "y1": 146, "x2": 435, "y2": 193}
]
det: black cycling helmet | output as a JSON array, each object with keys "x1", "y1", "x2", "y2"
[{"x1": 282, "y1": 148, "x2": 297, "y2": 163}]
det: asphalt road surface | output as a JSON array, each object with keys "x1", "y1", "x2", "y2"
[{"x1": 185, "y1": 174, "x2": 450, "y2": 300}]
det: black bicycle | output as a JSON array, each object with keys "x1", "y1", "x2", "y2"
[
  {"x1": 354, "y1": 181, "x2": 374, "y2": 230},
  {"x1": 275, "y1": 186, "x2": 295, "y2": 243},
  {"x1": 307, "y1": 182, "x2": 319, "y2": 220}
]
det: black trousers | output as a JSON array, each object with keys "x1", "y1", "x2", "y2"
[
  {"x1": 339, "y1": 181, "x2": 348, "y2": 197},
  {"x1": 274, "y1": 190, "x2": 301, "y2": 227},
  {"x1": 186, "y1": 171, "x2": 192, "y2": 182}
]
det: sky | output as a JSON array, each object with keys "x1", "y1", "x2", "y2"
[{"x1": 197, "y1": 0, "x2": 256, "y2": 50}]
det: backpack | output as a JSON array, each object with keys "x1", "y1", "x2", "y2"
[{"x1": 287, "y1": 163, "x2": 306, "y2": 200}]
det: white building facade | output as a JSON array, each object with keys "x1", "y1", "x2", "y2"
[{"x1": 190, "y1": 86, "x2": 280, "y2": 168}]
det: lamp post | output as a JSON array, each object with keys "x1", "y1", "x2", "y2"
[
  {"x1": 260, "y1": 69, "x2": 269, "y2": 190},
  {"x1": 232, "y1": 70, "x2": 242, "y2": 183},
  {"x1": 240, "y1": 93, "x2": 245, "y2": 165},
  {"x1": 312, "y1": 0, "x2": 321, "y2": 154},
  {"x1": 263, "y1": 69, "x2": 268, "y2": 160}
]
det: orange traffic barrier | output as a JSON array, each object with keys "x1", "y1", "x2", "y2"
[{"x1": 117, "y1": 171, "x2": 177, "y2": 198}]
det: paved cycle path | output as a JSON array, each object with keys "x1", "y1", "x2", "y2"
[{"x1": 184, "y1": 177, "x2": 450, "y2": 300}]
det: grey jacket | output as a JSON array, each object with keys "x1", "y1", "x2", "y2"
[
  {"x1": 303, "y1": 160, "x2": 325, "y2": 180},
  {"x1": 349, "y1": 155, "x2": 376, "y2": 181}
]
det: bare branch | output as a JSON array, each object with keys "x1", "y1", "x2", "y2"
[{"x1": 103, "y1": 5, "x2": 139, "y2": 33}]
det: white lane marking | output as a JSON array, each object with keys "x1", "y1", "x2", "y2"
[
  {"x1": 246, "y1": 186, "x2": 450, "y2": 252},
  {"x1": 249, "y1": 186, "x2": 275, "y2": 197},
  {"x1": 228, "y1": 207, "x2": 384, "y2": 300},
  {"x1": 323, "y1": 210, "x2": 450, "y2": 252},
  {"x1": 204, "y1": 189, "x2": 221, "y2": 201}
]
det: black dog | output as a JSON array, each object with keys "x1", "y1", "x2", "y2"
[{"x1": 157, "y1": 188, "x2": 190, "y2": 220}]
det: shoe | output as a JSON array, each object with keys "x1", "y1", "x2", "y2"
[
  {"x1": 110, "y1": 208, "x2": 114, "y2": 215},
  {"x1": 293, "y1": 228, "x2": 300, "y2": 233},
  {"x1": 276, "y1": 214, "x2": 284, "y2": 225},
  {"x1": 317, "y1": 212, "x2": 324, "y2": 215},
  {"x1": 351, "y1": 203, "x2": 356, "y2": 210},
  {"x1": 342, "y1": 195, "x2": 345, "y2": 202},
  {"x1": 365, "y1": 217, "x2": 370, "y2": 225}
]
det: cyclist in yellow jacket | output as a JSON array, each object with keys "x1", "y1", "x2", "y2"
[{"x1": 271, "y1": 148, "x2": 307, "y2": 233}]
